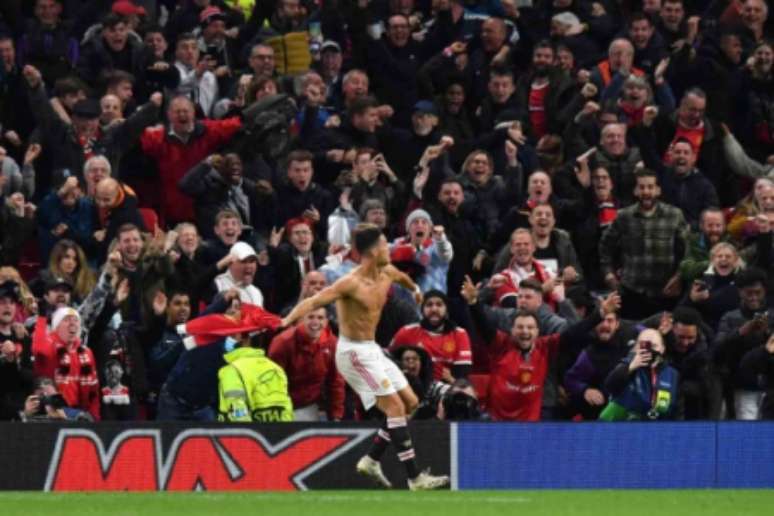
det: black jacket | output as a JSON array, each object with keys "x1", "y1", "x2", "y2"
[
  {"x1": 178, "y1": 161, "x2": 265, "y2": 238},
  {"x1": 76, "y1": 35, "x2": 154, "y2": 92},
  {"x1": 511, "y1": 67, "x2": 580, "y2": 141},
  {"x1": 714, "y1": 307, "x2": 774, "y2": 390},
  {"x1": 274, "y1": 182, "x2": 336, "y2": 242},
  {"x1": 425, "y1": 202, "x2": 483, "y2": 295},
  {"x1": 268, "y1": 241, "x2": 328, "y2": 313},
  {"x1": 27, "y1": 84, "x2": 159, "y2": 194}
]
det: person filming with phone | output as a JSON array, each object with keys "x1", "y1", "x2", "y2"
[{"x1": 599, "y1": 328, "x2": 679, "y2": 421}]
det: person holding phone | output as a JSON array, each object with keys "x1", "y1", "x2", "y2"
[
  {"x1": 680, "y1": 241, "x2": 742, "y2": 331},
  {"x1": 600, "y1": 328, "x2": 679, "y2": 420}
]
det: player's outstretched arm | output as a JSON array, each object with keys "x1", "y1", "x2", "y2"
[
  {"x1": 281, "y1": 276, "x2": 352, "y2": 328},
  {"x1": 385, "y1": 264, "x2": 422, "y2": 305}
]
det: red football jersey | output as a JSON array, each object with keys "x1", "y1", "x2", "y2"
[
  {"x1": 487, "y1": 331, "x2": 560, "y2": 421},
  {"x1": 390, "y1": 323, "x2": 473, "y2": 381}
]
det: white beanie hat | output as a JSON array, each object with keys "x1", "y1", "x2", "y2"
[
  {"x1": 51, "y1": 306, "x2": 81, "y2": 330},
  {"x1": 552, "y1": 11, "x2": 581, "y2": 28},
  {"x1": 405, "y1": 209, "x2": 433, "y2": 233}
]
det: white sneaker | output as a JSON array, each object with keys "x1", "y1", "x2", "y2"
[
  {"x1": 356, "y1": 455, "x2": 392, "y2": 488},
  {"x1": 407, "y1": 469, "x2": 450, "y2": 491}
]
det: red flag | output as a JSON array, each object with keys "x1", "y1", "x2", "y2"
[{"x1": 180, "y1": 304, "x2": 282, "y2": 349}]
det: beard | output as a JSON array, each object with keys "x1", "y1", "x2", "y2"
[{"x1": 534, "y1": 66, "x2": 550, "y2": 78}]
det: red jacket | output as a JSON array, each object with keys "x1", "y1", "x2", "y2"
[
  {"x1": 268, "y1": 324, "x2": 345, "y2": 420},
  {"x1": 32, "y1": 317, "x2": 100, "y2": 420},
  {"x1": 140, "y1": 118, "x2": 242, "y2": 223},
  {"x1": 487, "y1": 331, "x2": 560, "y2": 422}
]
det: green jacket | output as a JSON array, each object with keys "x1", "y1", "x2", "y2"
[
  {"x1": 218, "y1": 347, "x2": 294, "y2": 422},
  {"x1": 678, "y1": 232, "x2": 731, "y2": 282}
]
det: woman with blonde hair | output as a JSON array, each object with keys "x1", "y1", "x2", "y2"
[
  {"x1": 681, "y1": 242, "x2": 743, "y2": 331},
  {"x1": 36, "y1": 240, "x2": 96, "y2": 304},
  {"x1": 728, "y1": 178, "x2": 774, "y2": 243}
]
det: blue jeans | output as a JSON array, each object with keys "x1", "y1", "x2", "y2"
[{"x1": 156, "y1": 387, "x2": 216, "y2": 421}]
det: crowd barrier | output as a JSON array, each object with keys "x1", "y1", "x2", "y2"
[{"x1": 0, "y1": 422, "x2": 772, "y2": 491}]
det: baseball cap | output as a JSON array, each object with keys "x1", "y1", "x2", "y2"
[
  {"x1": 72, "y1": 99, "x2": 101, "y2": 119},
  {"x1": 231, "y1": 242, "x2": 257, "y2": 261},
  {"x1": 0, "y1": 280, "x2": 21, "y2": 302},
  {"x1": 321, "y1": 40, "x2": 342, "y2": 53},
  {"x1": 44, "y1": 276, "x2": 74, "y2": 293},
  {"x1": 199, "y1": 6, "x2": 227, "y2": 25},
  {"x1": 413, "y1": 100, "x2": 439, "y2": 116},
  {"x1": 112, "y1": 1, "x2": 147, "y2": 16}
]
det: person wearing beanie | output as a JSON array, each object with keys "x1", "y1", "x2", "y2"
[
  {"x1": 31, "y1": 306, "x2": 100, "y2": 420},
  {"x1": 390, "y1": 289, "x2": 472, "y2": 383},
  {"x1": 390, "y1": 209, "x2": 453, "y2": 294}
]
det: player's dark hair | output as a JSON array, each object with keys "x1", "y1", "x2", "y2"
[{"x1": 353, "y1": 223, "x2": 382, "y2": 254}]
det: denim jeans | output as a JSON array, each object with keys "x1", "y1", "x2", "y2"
[{"x1": 156, "y1": 387, "x2": 216, "y2": 421}]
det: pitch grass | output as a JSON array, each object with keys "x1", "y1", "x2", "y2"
[{"x1": 2, "y1": 490, "x2": 773, "y2": 516}]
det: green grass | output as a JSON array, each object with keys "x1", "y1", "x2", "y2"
[{"x1": 2, "y1": 490, "x2": 774, "y2": 516}]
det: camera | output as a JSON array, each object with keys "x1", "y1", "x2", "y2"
[
  {"x1": 441, "y1": 390, "x2": 481, "y2": 421},
  {"x1": 639, "y1": 341, "x2": 652, "y2": 352},
  {"x1": 37, "y1": 394, "x2": 67, "y2": 415}
]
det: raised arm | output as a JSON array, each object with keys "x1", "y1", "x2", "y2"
[
  {"x1": 385, "y1": 264, "x2": 422, "y2": 304},
  {"x1": 281, "y1": 276, "x2": 353, "y2": 328}
]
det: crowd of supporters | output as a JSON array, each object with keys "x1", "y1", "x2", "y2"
[{"x1": 0, "y1": 0, "x2": 773, "y2": 423}]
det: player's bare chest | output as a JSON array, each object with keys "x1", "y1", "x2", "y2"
[{"x1": 350, "y1": 278, "x2": 391, "y2": 307}]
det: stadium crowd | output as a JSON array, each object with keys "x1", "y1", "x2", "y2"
[{"x1": 0, "y1": 0, "x2": 773, "y2": 424}]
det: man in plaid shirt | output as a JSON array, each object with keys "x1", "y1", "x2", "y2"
[{"x1": 599, "y1": 169, "x2": 689, "y2": 319}]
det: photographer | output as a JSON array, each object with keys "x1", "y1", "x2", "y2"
[
  {"x1": 19, "y1": 377, "x2": 93, "y2": 422},
  {"x1": 600, "y1": 328, "x2": 679, "y2": 421},
  {"x1": 436, "y1": 379, "x2": 485, "y2": 421},
  {"x1": 393, "y1": 344, "x2": 484, "y2": 421}
]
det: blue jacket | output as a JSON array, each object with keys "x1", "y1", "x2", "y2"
[
  {"x1": 605, "y1": 358, "x2": 680, "y2": 420},
  {"x1": 162, "y1": 297, "x2": 230, "y2": 409},
  {"x1": 36, "y1": 192, "x2": 96, "y2": 263}
]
